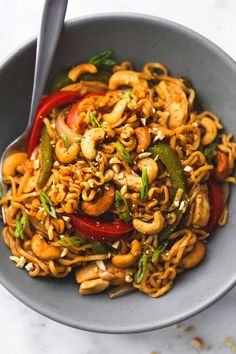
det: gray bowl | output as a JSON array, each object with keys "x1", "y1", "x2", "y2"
[{"x1": 0, "y1": 13, "x2": 236, "y2": 334}]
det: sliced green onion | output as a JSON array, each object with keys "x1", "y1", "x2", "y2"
[
  {"x1": 123, "y1": 89, "x2": 132, "y2": 102},
  {"x1": 140, "y1": 168, "x2": 148, "y2": 202},
  {"x1": 40, "y1": 191, "x2": 57, "y2": 219},
  {"x1": 61, "y1": 133, "x2": 71, "y2": 149},
  {"x1": 15, "y1": 215, "x2": 28, "y2": 240},
  {"x1": 101, "y1": 58, "x2": 116, "y2": 66},
  {"x1": 50, "y1": 107, "x2": 60, "y2": 118},
  {"x1": 90, "y1": 112, "x2": 101, "y2": 128},
  {"x1": 151, "y1": 241, "x2": 169, "y2": 263},
  {"x1": 115, "y1": 141, "x2": 133, "y2": 164},
  {"x1": 0, "y1": 183, "x2": 3, "y2": 199},
  {"x1": 115, "y1": 190, "x2": 131, "y2": 223},
  {"x1": 89, "y1": 49, "x2": 116, "y2": 67},
  {"x1": 58, "y1": 234, "x2": 86, "y2": 247},
  {"x1": 204, "y1": 142, "x2": 217, "y2": 158},
  {"x1": 92, "y1": 241, "x2": 108, "y2": 254},
  {"x1": 135, "y1": 254, "x2": 148, "y2": 284}
]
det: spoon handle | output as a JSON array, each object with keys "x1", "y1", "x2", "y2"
[{"x1": 27, "y1": 0, "x2": 68, "y2": 129}]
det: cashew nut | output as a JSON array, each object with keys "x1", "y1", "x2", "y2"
[
  {"x1": 200, "y1": 117, "x2": 217, "y2": 146},
  {"x1": 113, "y1": 171, "x2": 141, "y2": 192},
  {"x1": 81, "y1": 128, "x2": 105, "y2": 160},
  {"x1": 103, "y1": 99, "x2": 127, "y2": 125},
  {"x1": 31, "y1": 234, "x2": 61, "y2": 261},
  {"x1": 112, "y1": 240, "x2": 142, "y2": 268},
  {"x1": 3, "y1": 152, "x2": 27, "y2": 178},
  {"x1": 109, "y1": 70, "x2": 148, "y2": 90},
  {"x1": 192, "y1": 185, "x2": 210, "y2": 228},
  {"x1": 81, "y1": 185, "x2": 115, "y2": 216},
  {"x1": 75, "y1": 262, "x2": 99, "y2": 283},
  {"x1": 135, "y1": 127, "x2": 151, "y2": 153},
  {"x1": 55, "y1": 138, "x2": 80, "y2": 164},
  {"x1": 68, "y1": 63, "x2": 97, "y2": 82},
  {"x1": 137, "y1": 157, "x2": 158, "y2": 184},
  {"x1": 133, "y1": 211, "x2": 165, "y2": 234},
  {"x1": 79, "y1": 278, "x2": 110, "y2": 295},
  {"x1": 180, "y1": 241, "x2": 206, "y2": 269}
]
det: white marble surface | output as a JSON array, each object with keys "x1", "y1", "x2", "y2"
[{"x1": 0, "y1": 0, "x2": 236, "y2": 353}]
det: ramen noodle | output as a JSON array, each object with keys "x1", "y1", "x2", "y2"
[{"x1": 1, "y1": 50, "x2": 236, "y2": 298}]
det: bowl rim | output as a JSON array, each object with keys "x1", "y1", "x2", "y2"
[{"x1": 0, "y1": 12, "x2": 236, "y2": 334}]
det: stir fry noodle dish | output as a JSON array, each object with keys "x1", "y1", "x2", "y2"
[{"x1": 1, "y1": 50, "x2": 236, "y2": 299}]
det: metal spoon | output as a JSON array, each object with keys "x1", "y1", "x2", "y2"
[{"x1": 0, "y1": 0, "x2": 68, "y2": 221}]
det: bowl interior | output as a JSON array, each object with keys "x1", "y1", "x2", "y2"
[{"x1": 0, "y1": 14, "x2": 236, "y2": 333}]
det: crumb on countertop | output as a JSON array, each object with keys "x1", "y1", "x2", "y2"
[
  {"x1": 224, "y1": 337, "x2": 236, "y2": 352},
  {"x1": 184, "y1": 325, "x2": 195, "y2": 335},
  {"x1": 189, "y1": 337, "x2": 204, "y2": 349},
  {"x1": 175, "y1": 323, "x2": 181, "y2": 329}
]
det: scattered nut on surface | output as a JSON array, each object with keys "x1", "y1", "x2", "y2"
[{"x1": 189, "y1": 337, "x2": 204, "y2": 349}]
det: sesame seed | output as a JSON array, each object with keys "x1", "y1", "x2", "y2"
[
  {"x1": 138, "y1": 152, "x2": 152, "y2": 159},
  {"x1": 112, "y1": 240, "x2": 120, "y2": 249},
  {"x1": 60, "y1": 248, "x2": 68, "y2": 258},
  {"x1": 53, "y1": 161, "x2": 60, "y2": 167},
  {"x1": 125, "y1": 275, "x2": 133, "y2": 283},
  {"x1": 179, "y1": 201, "x2": 185, "y2": 211},
  {"x1": 154, "y1": 154, "x2": 159, "y2": 161},
  {"x1": 141, "y1": 118, "x2": 146, "y2": 126},
  {"x1": 96, "y1": 260, "x2": 106, "y2": 271},
  {"x1": 184, "y1": 165, "x2": 193, "y2": 172},
  {"x1": 174, "y1": 200, "x2": 180, "y2": 207}
]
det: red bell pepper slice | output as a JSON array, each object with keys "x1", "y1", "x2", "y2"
[
  {"x1": 67, "y1": 92, "x2": 105, "y2": 128},
  {"x1": 214, "y1": 150, "x2": 229, "y2": 181},
  {"x1": 27, "y1": 91, "x2": 82, "y2": 157},
  {"x1": 68, "y1": 214, "x2": 133, "y2": 242},
  {"x1": 204, "y1": 178, "x2": 224, "y2": 233}
]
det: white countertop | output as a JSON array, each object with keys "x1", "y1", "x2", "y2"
[{"x1": 0, "y1": 0, "x2": 236, "y2": 353}]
